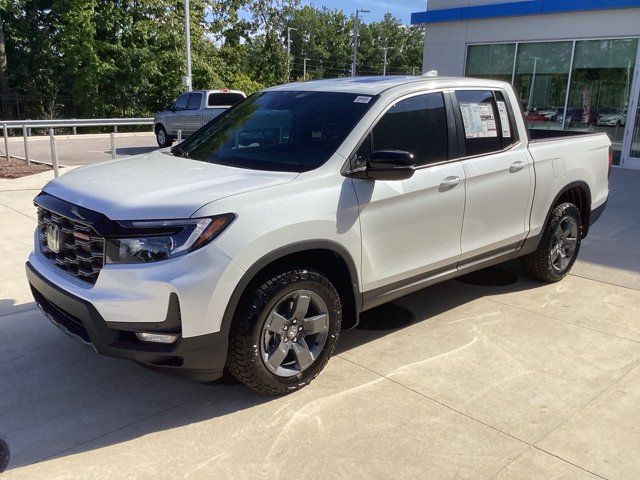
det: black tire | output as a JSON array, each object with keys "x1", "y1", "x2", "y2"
[
  {"x1": 155, "y1": 125, "x2": 173, "y2": 148},
  {"x1": 523, "y1": 202, "x2": 582, "y2": 283},
  {"x1": 227, "y1": 267, "x2": 342, "y2": 396}
]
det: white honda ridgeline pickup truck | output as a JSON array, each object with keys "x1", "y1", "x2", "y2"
[{"x1": 27, "y1": 76, "x2": 610, "y2": 395}]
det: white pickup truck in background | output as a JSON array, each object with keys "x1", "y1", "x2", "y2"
[
  {"x1": 27, "y1": 76, "x2": 611, "y2": 395},
  {"x1": 154, "y1": 89, "x2": 246, "y2": 147}
]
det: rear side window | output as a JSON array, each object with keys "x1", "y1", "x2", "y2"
[
  {"x1": 187, "y1": 93, "x2": 202, "y2": 110},
  {"x1": 455, "y1": 90, "x2": 502, "y2": 156},
  {"x1": 371, "y1": 93, "x2": 448, "y2": 167},
  {"x1": 208, "y1": 93, "x2": 246, "y2": 107}
]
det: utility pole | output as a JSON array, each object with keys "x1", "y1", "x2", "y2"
[
  {"x1": 184, "y1": 0, "x2": 192, "y2": 91},
  {"x1": 382, "y1": 47, "x2": 394, "y2": 76},
  {"x1": 351, "y1": 9, "x2": 369, "y2": 77},
  {"x1": 303, "y1": 58, "x2": 309, "y2": 81},
  {"x1": 287, "y1": 27, "x2": 297, "y2": 83}
]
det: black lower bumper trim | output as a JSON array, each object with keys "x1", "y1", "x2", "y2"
[{"x1": 26, "y1": 262, "x2": 227, "y2": 382}]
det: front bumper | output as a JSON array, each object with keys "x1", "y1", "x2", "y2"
[{"x1": 26, "y1": 262, "x2": 228, "y2": 381}]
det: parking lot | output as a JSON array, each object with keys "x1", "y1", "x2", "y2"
[
  {"x1": 0, "y1": 132, "x2": 158, "y2": 166},
  {"x1": 1, "y1": 167, "x2": 639, "y2": 479}
]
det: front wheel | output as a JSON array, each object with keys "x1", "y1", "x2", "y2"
[
  {"x1": 227, "y1": 268, "x2": 342, "y2": 395},
  {"x1": 155, "y1": 125, "x2": 173, "y2": 148},
  {"x1": 523, "y1": 202, "x2": 582, "y2": 282}
]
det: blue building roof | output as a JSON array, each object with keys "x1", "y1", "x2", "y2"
[{"x1": 411, "y1": 0, "x2": 640, "y2": 25}]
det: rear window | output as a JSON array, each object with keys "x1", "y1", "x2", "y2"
[{"x1": 208, "y1": 93, "x2": 246, "y2": 107}]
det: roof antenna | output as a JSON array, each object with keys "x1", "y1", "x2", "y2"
[{"x1": 422, "y1": 70, "x2": 438, "y2": 77}]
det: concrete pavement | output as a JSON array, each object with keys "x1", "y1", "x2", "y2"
[
  {"x1": 1, "y1": 168, "x2": 639, "y2": 479},
  {"x1": 0, "y1": 132, "x2": 158, "y2": 166}
]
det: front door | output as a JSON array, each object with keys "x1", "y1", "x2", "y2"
[
  {"x1": 165, "y1": 93, "x2": 190, "y2": 134},
  {"x1": 352, "y1": 92, "x2": 466, "y2": 296},
  {"x1": 453, "y1": 89, "x2": 534, "y2": 261}
]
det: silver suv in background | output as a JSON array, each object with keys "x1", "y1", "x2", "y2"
[{"x1": 154, "y1": 89, "x2": 246, "y2": 147}]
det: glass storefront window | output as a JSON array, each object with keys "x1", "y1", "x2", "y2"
[
  {"x1": 514, "y1": 42, "x2": 573, "y2": 130},
  {"x1": 466, "y1": 44, "x2": 516, "y2": 82},
  {"x1": 566, "y1": 39, "x2": 638, "y2": 164},
  {"x1": 630, "y1": 104, "x2": 640, "y2": 159}
]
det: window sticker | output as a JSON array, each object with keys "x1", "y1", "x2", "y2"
[
  {"x1": 497, "y1": 101, "x2": 512, "y2": 138},
  {"x1": 460, "y1": 102, "x2": 498, "y2": 139},
  {"x1": 354, "y1": 96, "x2": 372, "y2": 104}
]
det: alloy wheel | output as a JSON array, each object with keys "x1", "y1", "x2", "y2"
[
  {"x1": 260, "y1": 290, "x2": 330, "y2": 377},
  {"x1": 550, "y1": 216, "x2": 579, "y2": 272}
]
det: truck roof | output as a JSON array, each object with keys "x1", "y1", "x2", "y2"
[
  {"x1": 267, "y1": 75, "x2": 511, "y2": 95},
  {"x1": 191, "y1": 89, "x2": 246, "y2": 95}
]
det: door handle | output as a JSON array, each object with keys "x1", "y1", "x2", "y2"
[
  {"x1": 439, "y1": 176, "x2": 462, "y2": 192},
  {"x1": 509, "y1": 161, "x2": 527, "y2": 173}
]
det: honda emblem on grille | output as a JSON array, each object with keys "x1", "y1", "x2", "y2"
[{"x1": 46, "y1": 224, "x2": 60, "y2": 253}]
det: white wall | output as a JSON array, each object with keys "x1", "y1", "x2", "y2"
[{"x1": 421, "y1": 8, "x2": 640, "y2": 75}]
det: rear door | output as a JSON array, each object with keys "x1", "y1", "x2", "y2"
[
  {"x1": 352, "y1": 92, "x2": 466, "y2": 301},
  {"x1": 453, "y1": 89, "x2": 534, "y2": 263}
]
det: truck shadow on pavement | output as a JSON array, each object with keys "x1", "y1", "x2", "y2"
[{"x1": 2, "y1": 260, "x2": 549, "y2": 472}]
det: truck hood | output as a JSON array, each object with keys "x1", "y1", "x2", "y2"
[{"x1": 43, "y1": 150, "x2": 298, "y2": 220}]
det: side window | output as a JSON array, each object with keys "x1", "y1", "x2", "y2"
[
  {"x1": 352, "y1": 134, "x2": 371, "y2": 169},
  {"x1": 187, "y1": 93, "x2": 202, "y2": 110},
  {"x1": 174, "y1": 94, "x2": 190, "y2": 111},
  {"x1": 494, "y1": 90, "x2": 518, "y2": 148},
  {"x1": 371, "y1": 93, "x2": 448, "y2": 167},
  {"x1": 455, "y1": 90, "x2": 501, "y2": 156}
]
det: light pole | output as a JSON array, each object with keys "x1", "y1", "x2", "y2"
[
  {"x1": 527, "y1": 57, "x2": 541, "y2": 111},
  {"x1": 184, "y1": 0, "x2": 192, "y2": 92},
  {"x1": 382, "y1": 47, "x2": 394, "y2": 76},
  {"x1": 303, "y1": 58, "x2": 309, "y2": 81},
  {"x1": 351, "y1": 9, "x2": 369, "y2": 77},
  {"x1": 287, "y1": 27, "x2": 297, "y2": 83}
]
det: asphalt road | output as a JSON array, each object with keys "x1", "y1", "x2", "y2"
[{"x1": 0, "y1": 132, "x2": 159, "y2": 166}]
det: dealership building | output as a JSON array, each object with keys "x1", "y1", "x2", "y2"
[{"x1": 411, "y1": 0, "x2": 640, "y2": 169}]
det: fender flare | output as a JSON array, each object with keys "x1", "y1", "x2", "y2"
[
  {"x1": 219, "y1": 240, "x2": 362, "y2": 334},
  {"x1": 522, "y1": 180, "x2": 592, "y2": 253}
]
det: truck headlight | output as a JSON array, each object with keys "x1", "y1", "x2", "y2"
[{"x1": 105, "y1": 214, "x2": 235, "y2": 264}]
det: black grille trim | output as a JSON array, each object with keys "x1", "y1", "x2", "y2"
[{"x1": 37, "y1": 206, "x2": 105, "y2": 285}]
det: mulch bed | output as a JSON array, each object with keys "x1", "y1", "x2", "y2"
[{"x1": 0, "y1": 156, "x2": 52, "y2": 179}]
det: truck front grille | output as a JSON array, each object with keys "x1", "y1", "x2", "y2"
[{"x1": 37, "y1": 206, "x2": 105, "y2": 285}]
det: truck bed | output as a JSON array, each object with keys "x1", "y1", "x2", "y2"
[{"x1": 528, "y1": 128, "x2": 601, "y2": 143}]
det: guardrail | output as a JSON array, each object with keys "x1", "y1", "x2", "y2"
[{"x1": 1, "y1": 118, "x2": 155, "y2": 177}]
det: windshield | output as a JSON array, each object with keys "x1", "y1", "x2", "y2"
[{"x1": 172, "y1": 90, "x2": 376, "y2": 172}]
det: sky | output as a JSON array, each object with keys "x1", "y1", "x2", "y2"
[{"x1": 298, "y1": 0, "x2": 426, "y2": 24}]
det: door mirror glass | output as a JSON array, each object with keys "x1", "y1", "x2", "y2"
[{"x1": 366, "y1": 150, "x2": 415, "y2": 181}]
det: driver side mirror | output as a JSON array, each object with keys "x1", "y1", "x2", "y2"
[
  {"x1": 364, "y1": 150, "x2": 416, "y2": 181},
  {"x1": 166, "y1": 104, "x2": 175, "y2": 112}
]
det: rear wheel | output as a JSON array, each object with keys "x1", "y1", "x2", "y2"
[
  {"x1": 155, "y1": 125, "x2": 173, "y2": 148},
  {"x1": 523, "y1": 202, "x2": 582, "y2": 282},
  {"x1": 227, "y1": 267, "x2": 342, "y2": 395}
]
